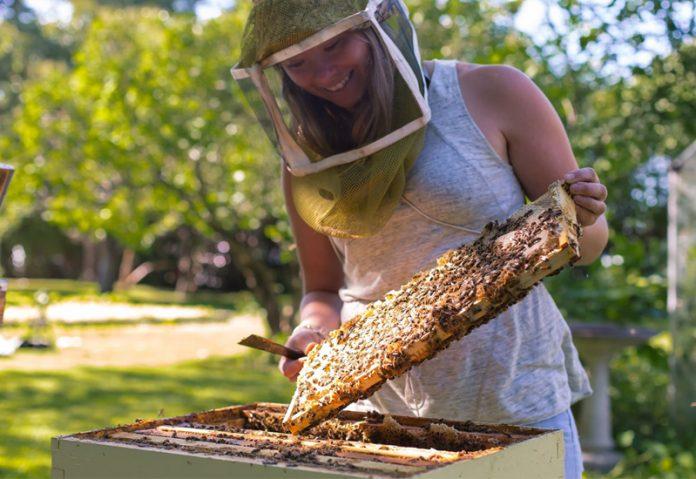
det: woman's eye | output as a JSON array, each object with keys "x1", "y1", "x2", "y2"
[
  {"x1": 286, "y1": 61, "x2": 304, "y2": 69},
  {"x1": 325, "y1": 39, "x2": 342, "y2": 51}
]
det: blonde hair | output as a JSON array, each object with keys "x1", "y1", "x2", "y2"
[{"x1": 280, "y1": 28, "x2": 395, "y2": 157}]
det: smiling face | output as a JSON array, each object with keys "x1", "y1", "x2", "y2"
[
  {"x1": 276, "y1": 27, "x2": 395, "y2": 157},
  {"x1": 281, "y1": 30, "x2": 372, "y2": 111}
]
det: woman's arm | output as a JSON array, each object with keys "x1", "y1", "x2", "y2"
[
  {"x1": 457, "y1": 64, "x2": 608, "y2": 265},
  {"x1": 279, "y1": 166, "x2": 344, "y2": 380}
]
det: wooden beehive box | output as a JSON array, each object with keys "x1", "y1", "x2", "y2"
[{"x1": 52, "y1": 403, "x2": 563, "y2": 478}]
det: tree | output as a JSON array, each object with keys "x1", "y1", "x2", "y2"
[
  {"x1": 0, "y1": 0, "x2": 215, "y2": 282},
  {"x1": 3, "y1": 6, "x2": 295, "y2": 332}
]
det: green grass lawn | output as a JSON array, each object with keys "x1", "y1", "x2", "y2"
[{"x1": 0, "y1": 352, "x2": 293, "y2": 479}]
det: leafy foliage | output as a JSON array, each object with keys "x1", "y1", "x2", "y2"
[{"x1": 3, "y1": 6, "x2": 297, "y2": 330}]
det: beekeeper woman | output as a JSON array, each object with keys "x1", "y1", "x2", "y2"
[{"x1": 232, "y1": 1, "x2": 608, "y2": 477}]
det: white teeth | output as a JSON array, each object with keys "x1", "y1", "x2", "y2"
[{"x1": 324, "y1": 71, "x2": 351, "y2": 92}]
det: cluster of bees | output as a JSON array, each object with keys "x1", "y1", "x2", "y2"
[{"x1": 286, "y1": 182, "x2": 580, "y2": 434}]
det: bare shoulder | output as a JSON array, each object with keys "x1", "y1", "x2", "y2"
[
  {"x1": 454, "y1": 62, "x2": 539, "y2": 101},
  {"x1": 454, "y1": 62, "x2": 556, "y2": 134}
]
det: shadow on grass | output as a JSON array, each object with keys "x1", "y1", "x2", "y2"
[{"x1": 0, "y1": 352, "x2": 294, "y2": 479}]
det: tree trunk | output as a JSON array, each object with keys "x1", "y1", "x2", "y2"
[
  {"x1": 81, "y1": 237, "x2": 97, "y2": 282},
  {"x1": 174, "y1": 228, "x2": 198, "y2": 294},
  {"x1": 227, "y1": 238, "x2": 282, "y2": 335},
  {"x1": 121, "y1": 261, "x2": 165, "y2": 286},
  {"x1": 175, "y1": 253, "x2": 195, "y2": 293},
  {"x1": 118, "y1": 248, "x2": 136, "y2": 283},
  {"x1": 96, "y1": 237, "x2": 118, "y2": 293}
]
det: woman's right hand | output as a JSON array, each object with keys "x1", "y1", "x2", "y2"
[{"x1": 279, "y1": 327, "x2": 325, "y2": 381}]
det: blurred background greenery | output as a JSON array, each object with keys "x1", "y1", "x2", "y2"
[{"x1": 0, "y1": 0, "x2": 694, "y2": 478}]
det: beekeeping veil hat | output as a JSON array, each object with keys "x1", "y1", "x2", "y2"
[{"x1": 232, "y1": 0, "x2": 429, "y2": 238}]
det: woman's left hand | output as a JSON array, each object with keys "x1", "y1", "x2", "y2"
[{"x1": 563, "y1": 167, "x2": 607, "y2": 227}]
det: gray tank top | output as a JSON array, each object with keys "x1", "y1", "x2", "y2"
[{"x1": 329, "y1": 60, "x2": 591, "y2": 425}]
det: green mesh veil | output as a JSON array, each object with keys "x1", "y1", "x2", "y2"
[{"x1": 233, "y1": 0, "x2": 429, "y2": 238}]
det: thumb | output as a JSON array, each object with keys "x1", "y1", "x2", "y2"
[{"x1": 304, "y1": 342, "x2": 318, "y2": 354}]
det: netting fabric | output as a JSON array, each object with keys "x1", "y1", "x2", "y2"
[{"x1": 232, "y1": 0, "x2": 429, "y2": 238}]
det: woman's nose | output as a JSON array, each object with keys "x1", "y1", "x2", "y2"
[{"x1": 313, "y1": 63, "x2": 341, "y2": 87}]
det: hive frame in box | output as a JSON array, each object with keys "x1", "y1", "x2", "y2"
[{"x1": 52, "y1": 402, "x2": 564, "y2": 478}]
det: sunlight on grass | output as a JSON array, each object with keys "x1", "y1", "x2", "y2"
[
  {"x1": 6, "y1": 279, "x2": 263, "y2": 313},
  {"x1": 0, "y1": 352, "x2": 293, "y2": 479}
]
